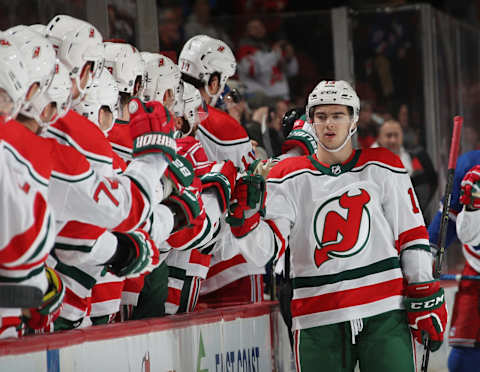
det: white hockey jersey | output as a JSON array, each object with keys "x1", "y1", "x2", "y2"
[
  {"x1": 457, "y1": 208, "x2": 480, "y2": 253},
  {"x1": 254, "y1": 148, "x2": 430, "y2": 330},
  {"x1": 0, "y1": 139, "x2": 54, "y2": 294},
  {"x1": 195, "y1": 105, "x2": 265, "y2": 295}
]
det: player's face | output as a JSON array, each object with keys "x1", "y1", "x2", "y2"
[
  {"x1": 79, "y1": 62, "x2": 93, "y2": 90},
  {"x1": 163, "y1": 89, "x2": 175, "y2": 111},
  {"x1": 99, "y1": 106, "x2": 114, "y2": 132},
  {"x1": 40, "y1": 102, "x2": 57, "y2": 124},
  {"x1": 377, "y1": 121, "x2": 403, "y2": 154},
  {"x1": 312, "y1": 105, "x2": 353, "y2": 150},
  {"x1": 0, "y1": 89, "x2": 14, "y2": 120}
]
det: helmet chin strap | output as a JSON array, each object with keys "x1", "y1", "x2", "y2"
[
  {"x1": 204, "y1": 78, "x2": 224, "y2": 107},
  {"x1": 317, "y1": 121, "x2": 357, "y2": 153}
]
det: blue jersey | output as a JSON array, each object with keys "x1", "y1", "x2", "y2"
[{"x1": 428, "y1": 150, "x2": 480, "y2": 249}]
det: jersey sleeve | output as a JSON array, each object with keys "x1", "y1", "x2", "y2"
[
  {"x1": 232, "y1": 165, "x2": 297, "y2": 267},
  {"x1": 456, "y1": 208, "x2": 480, "y2": 247},
  {"x1": 382, "y1": 166, "x2": 430, "y2": 254},
  {"x1": 48, "y1": 143, "x2": 168, "y2": 232}
]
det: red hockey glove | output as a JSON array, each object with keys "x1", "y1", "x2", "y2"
[
  {"x1": 128, "y1": 98, "x2": 177, "y2": 159},
  {"x1": 163, "y1": 155, "x2": 195, "y2": 190},
  {"x1": 460, "y1": 165, "x2": 480, "y2": 209},
  {"x1": 25, "y1": 267, "x2": 65, "y2": 330},
  {"x1": 164, "y1": 174, "x2": 203, "y2": 228},
  {"x1": 226, "y1": 173, "x2": 266, "y2": 238},
  {"x1": 107, "y1": 229, "x2": 160, "y2": 277},
  {"x1": 200, "y1": 160, "x2": 237, "y2": 213},
  {"x1": 405, "y1": 280, "x2": 447, "y2": 351}
]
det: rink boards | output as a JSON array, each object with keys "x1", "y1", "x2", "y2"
[
  {"x1": 0, "y1": 301, "x2": 295, "y2": 372},
  {"x1": 0, "y1": 286, "x2": 458, "y2": 372}
]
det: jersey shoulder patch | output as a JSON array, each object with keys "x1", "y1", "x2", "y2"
[
  {"x1": 107, "y1": 120, "x2": 133, "y2": 150},
  {"x1": 355, "y1": 147, "x2": 406, "y2": 170},
  {"x1": 268, "y1": 155, "x2": 315, "y2": 181},
  {"x1": 1, "y1": 120, "x2": 54, "y2": 180},
  {"x1": 51, "y1": 140, "x2": 92, "y2": 177},
  {"x1": 199, "y1": 106, "x2": 249, "y2": 143},
  {"x1": 52, "y1": 110, "x2": 115, "y2": 159}
]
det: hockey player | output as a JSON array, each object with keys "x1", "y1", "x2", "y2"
[
  {"x1": 131, "y1": 81, "x2": 237, "y2": 317},
  {"x1": 104, "y1": 41, "x2": 145, "y2": 163},
  {"x1": 0, "y1": 32, "x2": 63, "y2": 338},
  {"x1": 178, "y1": 35, "x2": 265, "y2": 306},
  {"x1": 162, "y1": 81, "x2": 237, "y2": 314},
  {"x1": 44, "y1": 15, "x2": 104, "y2": 106},
  {"x1": 232, "y1": 80, "x2": 447, "y2": 371},
  {"x1": 427, "y1": 151, "x2": 480, "y2": 372},
  {"x1": 140, "y1": 51, "x2": 180, "y2": 112}
]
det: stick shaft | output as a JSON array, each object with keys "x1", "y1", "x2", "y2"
[{"x1": 423, "y1": 116, "x2": 463, "y2": 372}]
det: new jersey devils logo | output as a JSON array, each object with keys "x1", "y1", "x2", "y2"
[{"x1": 313, "y1": 188, "x2": 371, "y2": 267}]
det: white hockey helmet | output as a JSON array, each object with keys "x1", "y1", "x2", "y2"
[
  {"x1": 140, "y1": 52, "x2": 180, "y2": 109},
  {"x1": 73, "y1": 68, "x2": 119, "y2": 133},
  {"x1": 173, "y1": 81, "x2": 208, "y2": 137},
  {"x1": 29, "y1": 24, "x2": 47, "y2": 35},
  {"x1": 24, "y1": 60, "x2": 73, "y2": 128},
  {"x1": 104, "y1": 42, "x2": 145, "y2": 95},
  {"x1": 0, "y1": 32, "x2": 29, "y2": 121},
  {"x1": 306, "y1": 80, "x2": 360, "y2": 153},
  {"x1": 178, "y1": 35, "x2": 236, "y2": 106},
  {"x1": 6, "y1": 26, "x2": 56, "y2": 98},
  {"x1": 45, "y1": 61, "x2": 73, "y2": 122},
  {"x1": 306, "y1": 80, "x2": 360, "y2": 124},
  {"x1": 45, "y1": 15, "x2": 104, "y2": 99}
]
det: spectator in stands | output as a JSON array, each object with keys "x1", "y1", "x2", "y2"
[
  {"x1": 246, "y1": 105, "x2": 284, "y2": 158},
  {"x1": 184, "y1": 0, "x2": 233, "y2": 47},
  {"x1": 356, "y1": 100, "x2": 382, "y2": 148},
  {"x1": 463, "y1": 125, "x2": 480, "y2": 152},
  {"x1": 107, "y1": 2, "x2": 136, "y2": 44},
  {"x1": 236, "y1": 18, "x2": 298, "y2": 109},
  {"x1": 157, "y1": 6, "x2": 184, "y2": 55},
  {"x1": 395, "y1": 102, "x2": 419, "y2": 150},
  {"x1": 374, "y1": 119, "x2": 438, "y2": 222},
  {"x1": 216, "y1": 80, "x2": 251, "y2": 127}
]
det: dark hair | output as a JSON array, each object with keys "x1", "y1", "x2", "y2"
[{"x1": 181, "y1": 72, "x2": 221, "y2": 90}]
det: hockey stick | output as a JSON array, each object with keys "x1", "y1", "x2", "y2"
[
  {"x1": 421, "y1": 116, "x2": 463, "y2": 372},
  {"x1": 0, "y1": 284, "x2": 43, "y2": 308},
  {"x1": 440, "y1": 274, "x2": 480, "y2": 281}
]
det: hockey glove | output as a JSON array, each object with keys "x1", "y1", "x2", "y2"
[
  {"x1": 226, "y1": 173, "x2": 266, "y2": 238},
  {"x1": 107, "y1": 230, "x2": 160, "y2": 278},
  {"x1": 25, "y1": 267, "x2": 65, "y2": 330},
  {"x1": 460, "y1": 165, "x2": 480, "y2": 209},
  {"x1": 200, "y1": 160, "x2": 237, "y2": 212},
  {"x1": 405, "y1": 280, "x2": 447, "y2": 351},
  {"x1": 251, "y1": 158, "x2": 280, "y2": 179},
  {"x1": 163, "y1": 155, "x2": 195, "y2": 190},
  {"x1": 281, "y1": 129, "x2": 318, "y2": 156},
  {"x1": 128, "y1": 98, "x2": 177, "y2": 159}
]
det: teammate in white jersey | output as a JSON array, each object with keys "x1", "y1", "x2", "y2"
[
  {"x1": 427, "y1": 157, "x2": 480, "y2": 372},
  {"x1": 231, "y1": 80, "x2": 447, "y2": 371},
  {"x1": 178, "y1": 34, "x2": 265, "y2": 306}
]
